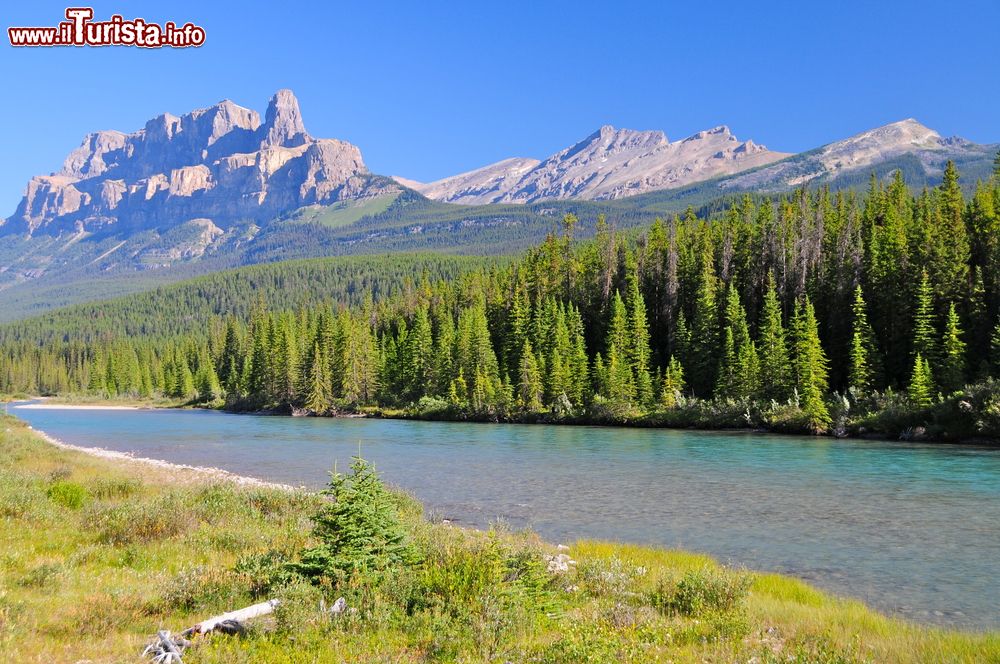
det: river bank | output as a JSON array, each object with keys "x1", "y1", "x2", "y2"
[{"x1": 2, "y1": 412, "x2": 999, "y2": 662}]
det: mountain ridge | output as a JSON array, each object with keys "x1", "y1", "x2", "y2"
[
  {"x1": 398, "y1": 123, "x2": 789, "y2": 204},
  {"x1": 3, "y1": 90, "x2": 398, "y2": 238}
]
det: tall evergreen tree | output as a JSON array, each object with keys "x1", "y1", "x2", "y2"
[
  {"x1": 660, "y1": 356, "x2": 686, "y2": 409},
  {"x1": 939, "y1": 303, "x2": 966, "y2": 392},
  {"x1": 790, "y1": 298, "x2": 830, "y2": 432},
  {"x1": 847, "y1": 286, "x2": 879, "y2": 393},
  {"x1": 689, "y1": 250, "x2": 720, "y2": 396},
  {"x1": 304, "y1": 342, "x2": 332, "y2": 414},
  {"x1": 758, "y1": 275, "x2": 791, "y2": 400},
  {"x1": 625, "y1": 264, "x2": 653, "y2": 406},
  {"x1": 909, "y1": 354, "x2": 935, "y2": 408},
  {"x1": 912, "y1": 270, "x2": 937, "y2": 366},
  {"x1": 517, "y1": 340, "x2": 543, "y2": 411}
]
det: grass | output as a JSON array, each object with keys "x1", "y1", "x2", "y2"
[
  {"x1": 282, "y1": 194, "x2": 400, "y2": 229},
  {"x1": 1, "y1": 414, "x2": 998, "y2": 662}
]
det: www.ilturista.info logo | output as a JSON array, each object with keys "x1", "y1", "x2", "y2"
[{"x1": 8, "y1": 8, "x2": 205, "y2": 48}]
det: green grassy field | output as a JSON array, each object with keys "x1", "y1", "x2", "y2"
[
  {"x1": 282, "y1": 195, "x2": 402, "y2": 229},
  {"x1": 0, "y1": 415, "x2": 997, "y2": 663}
]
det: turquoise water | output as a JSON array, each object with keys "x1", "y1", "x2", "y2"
[{"x1": 12, "y1": 404, "x2": 1000, "y2": 629}]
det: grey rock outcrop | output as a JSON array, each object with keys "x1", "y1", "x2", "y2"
[
  {"x1": 3, "y1": 90, "x2": 396, "y2": 237},
  {"x1": 399, "y1": 124, "x2": 790, "y2": 204},
  {"x1": 718, "y1": 119, "x2": 994, "y2": 191}
]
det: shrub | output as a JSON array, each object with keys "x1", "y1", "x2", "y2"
[
  {"x1": 65, "y1": 592, "x2": 146, "y2": 636},
  {"x1": 419, "y1": 538, "x2": 507, "y2": 612},
  {"x1": 18, "y1": 562, "x2": 64, "y2": 588},
  {"x1": 273, "y1": 582, "x2": 325, "y2": 634},
  {"x1": 156, "y1": 566, "x2": 249, "y2": 613},
  {"x1": 47, "y1": 465, "x2": 72, "y2": 482},
  {"x1": 85, "y1": 495, "x2": 191, "y2": 545},
  {"x1": 46, "y1": 481, "x2": 88, "y2": 509},
  {"x1": 293, "y1": 457, "x2": 420, "y2": 587},
  {"x1": 577, "y1": 556, "x2": 646, "y2": 599},
  {"x1": 88, "y1": 477, "x2": 140, "y2": 500},
  {"x1": 234, "y1": 550, "x2": 300, "y2": 597},
  {"x1": 0, "y1": 479, "x2": 47, "y2": 519},
  {"x1": 413, "y1": 396, "x2": 453, "y2": 417},
  {"x1": 653, "y1": 566, "x2": 750, "y2": 617}
]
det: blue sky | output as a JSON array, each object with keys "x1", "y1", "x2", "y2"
[{"x1": 1, "y1": 0, "x2": 998, "y2": 215}]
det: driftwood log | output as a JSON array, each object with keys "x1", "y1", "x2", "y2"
[
  {"x1": 143, "y1": 599, "x2": 280, "y2": 662},
  {"x1": 183, "y1": 598, "x2": 280, "y2": 636}
]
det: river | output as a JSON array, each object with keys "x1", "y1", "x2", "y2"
[{"x1": 11, "y1": 404, "x2": 1000, "y2": 630}]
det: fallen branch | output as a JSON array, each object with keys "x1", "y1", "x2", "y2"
[
  {"x1": 141, "y1": 630, "x2": 188, "y2": 664},
  {"x1": 183, "y1": 598, "x2": 280, "y2": 636},
  {"x1": 143, "y1": 599, "x2": 280, "y2": 662}
]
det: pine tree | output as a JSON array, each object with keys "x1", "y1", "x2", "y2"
[
  {"x1": 991, "y1": 318, "x2": 1000, "y2": 377},
  {"x1": 431, "y1": 309, "x2": 455, "y2": 396},
  {"x1": 758, "y1": 275, "x2": 791, "y2": 400},
  {"x1": 404, "y1": 305, "x2": 433, "y2": 400},
  {"x1": 194, "y1": 351, "x2": 221, "y2": 402},
  {"x1": 909, "y1": 354, "x2": 935, "y2": 408},
  {"x1": 174, "y1": 356, "x2": 196, "y2": 401},
  {"x1": 912, "y1": 270, "x2": 937, "y2": 367},
  {"x1": 716, "y1": 284, "x2": 752, "y2": 399},
  {"x1": 790, "y1": 298, "x2": 830, "y2": 432},
  {"x1": 592, "y1": 353, "x2": 608, "y2": 397},
  {"x1": 689, "y1": 250, "x2": 720, "y2": 396},
  {"x1": 625, "y1": 265, "x2": 654, "y2": 406},
  {"x1": 848, "y1": 286, "x2": 879, "y2": 393},
  {"x1": 660, "y1": 356, "x2": 686, "y2": 409},
  {"x1": 603, "y1": 289, "x2": 636, "y2": 410},
  {"x1": 566, "y1": 304, "x2": 590, "y2": 407},
  {"x1": 939, "y1": 303, "x2": 966, "y2": 392},
  {"x1": 217, "y1": 319, "x2": 243, "y2": 396},
  {"x1": 304, "y1": 342, "x2": 332, "y2": 414},
  {"x1": 606, "y1": 344, "x2": 636, "y2": 410},
  {"x1": 295, "y1": 457, "x2": 419, "y2": 585},
  {"x1": 735, "y1": 340, "x2": 761, "y2": 398},
  {"x1": 517, "y1": 340, "x2": 543, "y2": 411},
  {"x1": 715, "y1": 326, "x2": 738, "y2": 399}
]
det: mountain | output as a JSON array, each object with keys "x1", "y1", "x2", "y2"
[
  {"x1": 1, "y1": 97, "x2": 997, "y2": 324},
  {"x1": 717, "y1": 119, "x2": 997, "y2": 191},
  {"x1": 2, "y1": 89, "x2": 398, "y2": 238},
  {"x1": 397, "y1": 125, "x2": 790, "y2": 204}
]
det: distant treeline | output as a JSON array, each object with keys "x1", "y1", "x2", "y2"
[{"x1": 5, "y1": 161, "x2": 1000, "y2": 438}]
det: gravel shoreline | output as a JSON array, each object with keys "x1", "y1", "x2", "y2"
[{"x1": 26, "y1": 424, "x2": 299, "y2": 492}]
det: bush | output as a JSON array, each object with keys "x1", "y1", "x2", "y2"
[
  {"x1": 273, "y1": 582, "x2": 325, "y2": 634},
  {"x1": 293, "y1": 457, "x2": 420, "y2": 586},
  {"x1": 156, "y1": 566, "x2": 249, "y2": 613},
  {"x1": 413, "y1": 396, "x2": 453, "y2": 417},
  {"x1": 419, "y1": 537, "x2": 508, "y2": 612},
  {"x1": 88, "y1": 477, "x2": 140, "y2": 500},
  {"x1": 653, "y1": 566, "x2": 750, "y2": 617},
  {"x1": 577, "y1": 556, "x2": 646, "y2": 599},
  {"x1": 85, "y1": 495, "x2": 191, "y2": 545},
  {"x1": 0, "y1": 476, "x2": 47, "y2": 519},
  {"x1": 18, "y1": 562, "x2": 64, "y2": 588},
  {"x1": 46, "y1": 481, "x2": 88, "y2": 509},
  {"x1": 234, "y1": 550, "x2": 300, "y2": 597}
]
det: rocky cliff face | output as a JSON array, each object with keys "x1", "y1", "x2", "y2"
[
  {"x1": 3, "y1": 90, "x2": 397, "y2": 237},
  {"x1": 399, "y1": 124, "x2": 790, "y2": 204},
  {"x1": 718, "y1": 119, "x2": 994, "y2": 191}
]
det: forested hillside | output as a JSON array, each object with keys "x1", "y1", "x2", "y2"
[
  {"x1": 5, "y1": 161, "x2": 1000, "y2": 439},
  {"x1": 0, "y1": 254, "x2": 496, "y2": 345}
]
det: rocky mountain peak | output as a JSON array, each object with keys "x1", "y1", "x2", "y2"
[
  {"x1": 4, "y1": 90, "x2": 396, "y2": 237},
  {"x1": 260, "y1": 89, "x2": 309, "y2": 148},
  {"x1": 406, "y1": 123, "x2": 789, "y2": 204}
]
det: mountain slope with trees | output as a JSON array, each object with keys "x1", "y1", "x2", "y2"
[{"x1": 4, "y1": 161, "x2": 1000, "y2": 439}]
